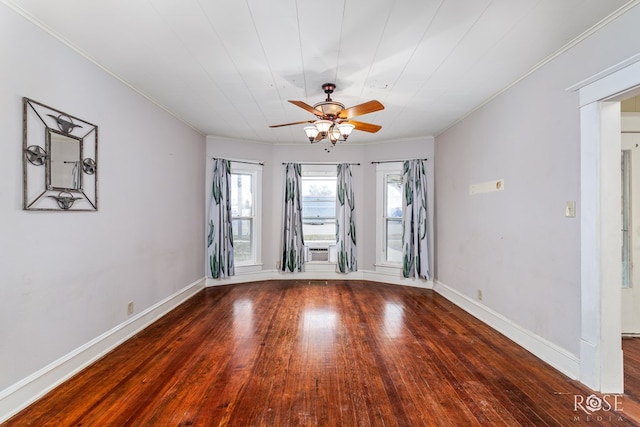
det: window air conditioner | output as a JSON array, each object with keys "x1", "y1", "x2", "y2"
[
  {"x1": 308, "y1": 247, "x2": 329, "y2": 262},
  {"x1": 305, "y1": 245, "x2": 337, "y2": 263}
]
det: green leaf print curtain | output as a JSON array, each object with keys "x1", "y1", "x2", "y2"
[
  {"x1": 402, "y1": 159, "x2": 429, "y2": 279},
  {"x1": 207, "y1": 159, "x2": 234, "y2": 278},
  {"x1": 281, "y1": 163, "x2": 305, "y2": 272},
  {"x1": 336, "y1": 163, "x2": 357, "y2": 273}
]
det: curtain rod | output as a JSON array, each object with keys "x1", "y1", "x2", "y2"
[
  {"x1": 371, "y1": 158, "x2": 428, "y2": 164},
  {"x1": 281, "y1": 162, "x2": 361, "y2": 166},
  {"x1": 212, "y1": 157, "x2": 264, "y2": 166}
]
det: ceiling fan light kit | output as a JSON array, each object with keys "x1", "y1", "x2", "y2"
[
  {"x1": 303, "y1": 125, "x2": 319, "y2": 142},
  {"x1": 270, "y1": 83, "x2": 383, "y2": 147}
]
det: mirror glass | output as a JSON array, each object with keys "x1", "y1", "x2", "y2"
[{"x1": 48, "y1": 130, "x2": 82, "y2": 190}]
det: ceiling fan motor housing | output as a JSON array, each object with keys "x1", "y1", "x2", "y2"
[
  {"x1": 314, "y1": 101, "x2": 344, "y2": 117},
  {"x1": 315, "y1": 83, "x2": 343, "y2": 117}
]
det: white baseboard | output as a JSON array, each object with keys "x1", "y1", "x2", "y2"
[
  {"x1": 363, "y1": 270, "x2": 433, "y2": 288},
  {"x1": 206, "y1": 269, "x2": 274, "y2": 286},
  {"x1": 0, "y1": 278, "x2": 206, "y2": 423},
  {"x1": 205, "y1": 267, "x2": 432, "y2": 289},
  {"x1": 434, "y1": 280, "x2": 580, "y2": 380},
  {"x1": 579, "y1": 339, "x2": 599, "y2": 391},
  {"x1": 206, "y1": 268, "x2": 361, "y2": 285}
]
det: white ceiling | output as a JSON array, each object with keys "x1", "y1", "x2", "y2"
[{"x1": 4, "y1": 0, "x2": 633, "y2": 144}]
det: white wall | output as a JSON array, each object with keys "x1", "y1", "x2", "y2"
[
  {"x1": 435, "y1": 4, "x2": 640, "y2": 358},
  {"x1": 0, "y1": 2, "x2": 206, "y2": 408},
  {"x1": 206, "y1": 136, "x2": 434, "y2": 279}
]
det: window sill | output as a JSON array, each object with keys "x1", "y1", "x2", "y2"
[
  {"x1": 304, "y1": 262, "x2": 337, "y2": 272},
  {"x1": 373, "y1": 264, "x2": 402, "y2": 275}
]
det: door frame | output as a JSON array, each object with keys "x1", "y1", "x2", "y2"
[{"x1": 573, "y1": 53, "x2": 640, "y2": 392}]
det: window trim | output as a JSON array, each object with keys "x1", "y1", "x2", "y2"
[
  {"x1": 375, "y1": 162, "x2": 403, "y2": 269},
  {"x1": 230, "y1": 162, "x2": 262, "y2": 269}
]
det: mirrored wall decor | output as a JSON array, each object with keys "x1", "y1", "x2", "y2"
[{"x1": 23, "y1": 97, "x2": 98, "y2": 211}]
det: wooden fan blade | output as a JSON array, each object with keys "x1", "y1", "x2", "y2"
[
  {"x1": 347, "y1": 120, "x2": 382, "y2": 133},
  {"x1": 338, "y1": 100, "x2": 384, "y2": 119},
  {"x1": 269, "y1": 120, "x2": 314, "y2": 128},
  {"x1": 288, "y1": 100, "x2": 323, "y2": 117}
]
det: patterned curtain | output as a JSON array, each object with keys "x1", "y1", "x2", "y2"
[
  {"x1": 336, "y1": 163, "x2": 357, "y2": 273},
  {"x1": 281, "y1": 163, "x2": 305, "y2": 272},
  {"x1": 402, "y1": 159, "x2": 429, "y2": 279},
  {"x1": 207, "y1": 159, "x2": 234, "y2": 278}
]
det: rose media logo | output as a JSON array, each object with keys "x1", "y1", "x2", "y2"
[{"x1": 573, "y1": 394, "x2": 623, "y2": 422}]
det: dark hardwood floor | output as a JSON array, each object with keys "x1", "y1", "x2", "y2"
[
  {"x1": 3, "y1": 281, "x2": 638, "y2": 426},
  {"x1": 624, "y1": 337, "x2": 640, "y2": 402}
]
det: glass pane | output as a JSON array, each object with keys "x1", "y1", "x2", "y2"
[
  {"x1": 231, "y1": 173, "x2": 253, "y2": 217},
  {"x1": 303, "y1": 219, "x2": 336, "y2": 242},
  {"x1": 386, "y1": 219, "x2": 403, "y2": 263},
  {"x1": 302, "y1": 177, "x2": 336, "y2": 242},
  {"x1": 232, "y1": 218, "x2": 252, "y2": 263},
  {"x1": 622, "y1": 150, "x2": 631, "y2": 288},
  {"x1": 386, "y1": 174, "x2": 402, "y2": 218}
]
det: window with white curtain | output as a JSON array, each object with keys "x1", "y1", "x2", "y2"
[{"x1": 230, "y1": 162, "x2": 262, "y2": 267}]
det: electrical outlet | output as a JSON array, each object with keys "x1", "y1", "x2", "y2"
[
  {"x1": 127, "y1": 301, "x2": 134, "y2": 315},
  {"x1": 477, "y1": 290, "x2": 483, "y2": 301}
]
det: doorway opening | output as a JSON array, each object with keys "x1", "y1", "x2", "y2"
[
  {"x1": 621, "y1": 95, "x2": 640, "y2": 336},
  {"x1": 621, "y1": 95, "x2": 640, "y2": 401},
  {"x1": 576, "y1": 54, "x2": 640, "y2": 393}
]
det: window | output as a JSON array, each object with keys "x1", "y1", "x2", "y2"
[
  {"x1": 376, "y1": 163, "x2": 403, "y2": 267},
  {"x1": 301, "y1": 165, "x2": 337, "y2": 243},
  {"x1": 230, "y1": 163, "x2": 261, "y2": 267},
  {"x1": 622, "y1": 150, "x2": 631, "y2": 288},
  {"x1": 384, "y1": 173, "x2": 403, "y2": 263}
]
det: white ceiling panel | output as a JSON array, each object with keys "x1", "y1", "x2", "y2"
[{"x1": 2, "y1": 0, "x2": 633, "y2": 144}]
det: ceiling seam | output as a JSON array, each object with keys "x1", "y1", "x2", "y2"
[
  {"x1": 436, "y1": 0, "x2": 640, "y2": 138},
  {"x1": 243, "y1": 0, "x2": 288, "y2": 140},
  {"x1": 401, "y1": 0, "x2": 494, "y2": 106},
  {"x1": 294, "y1": 0, "x2": 308, "y2": 100},
  {"x1": 149, "y1": 0, "x2": 244, "y2": 138},
  {"x1": 377, "y1": 0, "x2": 445, "y2": 127},
  {"x1": 355, "y1": 0, "x2": 397, "y2": 100},
  {"x1": 195, "y1": 0, "x2": 264, "y2": 141},
  {"x1": 452, "y1": 0, "x2": 542, "y2": 92},
  {"x1": 332, "y1": 1, "x2": 344, "y2": 86},
  {"x1": 0, "y1": 0, "x2": 206, "y2": 136}
]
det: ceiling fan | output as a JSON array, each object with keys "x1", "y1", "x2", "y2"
[{"x1": 270, "y1": 83, "x2": 384, "y2": 145}]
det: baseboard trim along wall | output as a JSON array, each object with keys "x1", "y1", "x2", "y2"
[
  {"x1": 434, "y1": 280, "x2": 580, "y2": 380},
  {"x1": 0, "y1": 278, "x2": 206, "y2": 424},
  {"x1": 205, "y1": 268, "x2": 434, "y2": 289}
]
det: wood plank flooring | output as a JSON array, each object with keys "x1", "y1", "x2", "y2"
[
  {"x1": 624, "y1": 337, "x2": 640, "y2": 402},
  {"x1": 3, "y1": 280, "x2": 636, "y2": 426}
]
